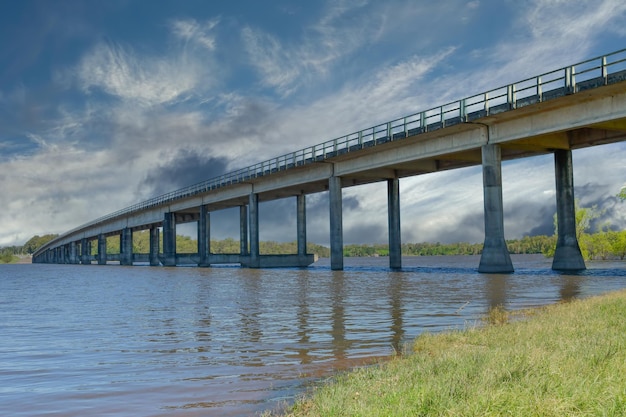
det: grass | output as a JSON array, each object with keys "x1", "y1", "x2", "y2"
[{"x1": 270, "y1": 290, "x2": 626, "y2": 416}]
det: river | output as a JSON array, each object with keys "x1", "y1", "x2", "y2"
[{"x1": 1, "y1": 255, "x2": 625, "y2": 416}]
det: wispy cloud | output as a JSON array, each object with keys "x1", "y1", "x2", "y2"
[
  {"x1": 242, "y1": 0, "x2": 381, "y2": 96},
  {"x1": 170, "y1": 18, "x2": 220, "y2": 51},
  {"x1": 77, "y1": 41, "x2": 202, "y2": 106}
]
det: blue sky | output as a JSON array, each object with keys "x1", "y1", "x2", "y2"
[{"x1": 1, "y1": 0, "x2": 626, "y2": 247}]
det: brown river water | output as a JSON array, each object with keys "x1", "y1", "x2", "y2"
[{"x1": 1, "y1": 255, "x2": 625, "y2": 416}]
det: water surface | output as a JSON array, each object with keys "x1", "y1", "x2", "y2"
[{"x1": 1, "y1": 255, "x2": 625, "y2": 416}]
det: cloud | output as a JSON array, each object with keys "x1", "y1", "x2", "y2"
[
  {"x1": 76, "y1": 41, "x2": 203, "y2": 106},
  {"x1": 170, "y1": 18, "x2": 220, "y2": 51},
  {"x1": 242, "y1": 0, "x2": 381, "y2": 96},
  {"x1": 142, "y1": 149, "x2": 229, "y2": 196}
]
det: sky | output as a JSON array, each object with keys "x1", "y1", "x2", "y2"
[{"x1": 1, "y1": 0, "x2": 626, "y2": 248}]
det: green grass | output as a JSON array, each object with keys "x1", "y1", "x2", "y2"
[{"x1": 272, "y1": 290, "x2": 626, "y2": 416}]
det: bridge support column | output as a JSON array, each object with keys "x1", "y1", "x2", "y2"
[
  {"x1": 198, "y1": 205, "x2": 211, "y2": 267},
  {"x1": 297, "y1": 194, "x2": 307, "y2": 260},
  {"x1": 249, "y1": 193, "x2": 260, "y2": 267},
  {"x1": 149, "y1": 226, "x2": 160, "y2": 266},
  {"x1": 388, "y1": 178, "x2": 402, "y2": 269},
  {"x1": 120, "y1": 228, "x2": 133, "y2": 266},
  {"x1": 478, "y1": 144, "x2": 513, "y2": 273},
  {"x1": 81, "y1": 238, "x2": 91, "y2": 264},
  {"x1": 97, "y1": 234, "x2": 107, "y2": 265},
  {"x1": 69, "y1": 242, "x2": 78, "y2": 264},
  {"x1": 552, "y1": 149, "x2": 586, "y2": 270},
  {"x1": 329, "y1": 176, "x2": 344, "y2": 270},
  {"x1": 240, "y1": 205, "x2": 249, "y2": 256},
  {"x1": 162, "y1": 212, "x2": 176, "y2": 267}
]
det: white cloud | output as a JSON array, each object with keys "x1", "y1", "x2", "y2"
[
  {"x1": 242, "y1": 0, "x2": 381, "y2": 96},
  {"x1": 170, "y1": 18, "x2": 220, "y2": 51},
  {"x1": 77, "y1": 42, "x2": 202, "y2": 106}
]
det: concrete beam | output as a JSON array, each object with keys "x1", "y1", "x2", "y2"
[
  {"x1": 149, "y1": 226, "x2": 160, "y2": 266},
  {"x1": 240, "y1": 205, "x2": 248, "y2": 256},
  {"x1": 388, "y1": 178, "x2": 401, "y2": 269},
  {"x1": 198, "y1": 205, "x2": 210, "y2": 267},
  {"x1": 478, "y1": 144, "x2": 514, "y2": 273},
  {"x1": 120, "y1": 227, "x2": 133, "y2": 266},
  {"x1": 162, "y1": 212, "x2": 176, "y2": 266},
  {"x1": 552, "y1": 149, "x2": 586, "y2": 270},
  {"x1": 97, "y1": 234, "x2": 107, "y2": 265},
  {"x1": 248, "y1": 193, "x2": 260, "y2": 268},
  {"x1": 297, "y1": 194, "x2": 307, "y2": 258}
]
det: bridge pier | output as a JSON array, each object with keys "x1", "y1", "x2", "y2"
[
  {"x1": 149, "y1": 226, "x2": 160, "y2": 266},
  {"x1": 552, "y1": 149, "x2": 586, "y2": 271},
  {"x1": 478, "y1": 144, "x2": 514, "y2": 273},
  {"x1": 240, "y1": 205, "x2": 249, "y2": 256},
  {"x1": 162, "y1": 212, "x2": 176, "y2": 266},
  {"x1": 97, "y1": 233, "x2": 107, "y2": 265},
  {"x1": 329, "y1": 176, "x2": 343, "y2": 270},
  {"x1": 388, "y1": 178, "x2": 401, "y2": 269},
  {"x1": 120, "y1": 227, "x2": 133, "y2": 266},
  {"x1": 81, "y1": 238, "x2": 91, "y2": 264},
  {"x1": 248, "y1": 193, "x2": 260, "y2": 267},
  {"x1": 198, "y1": 205, "x2": 210, "y2": 267},
  {"x1": 297, "y1": 194, "x2": 307, "y2": 260}
]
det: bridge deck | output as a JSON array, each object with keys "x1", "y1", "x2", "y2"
[{"x1": 33, "y1": 49, "x2": 626, "y2": 263}]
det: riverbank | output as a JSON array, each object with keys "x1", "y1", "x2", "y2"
[{"x1": 273, "y1": 289, "x2": 626, "y2": 416}]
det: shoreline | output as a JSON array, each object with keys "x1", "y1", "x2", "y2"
[{"x1": 270, "y1": 289, "x2": 626, "y2": 416}]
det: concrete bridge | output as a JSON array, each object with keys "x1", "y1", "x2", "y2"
[{"x1": 33, "y1": 49, "x2": 626, "y2": 272}]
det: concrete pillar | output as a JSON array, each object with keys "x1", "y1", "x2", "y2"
[
  {"x1": 329, "y1": 176, "x2": 344, "y2": 270},
  {"x1": 552, "y1": 149, "x2": 586, "y2": 270},
  {"x1": 388, "y1": 178, "x2": 402, "y2": 269},
  {"x1": 149, "y1": 227, "x2": 160, "y2": 266},
  {"x1": 69, "y1": 242, "x2": 78, "y2": 264},
  {"x1": 240, "y1": 205, "x2": 249, "y2": 256},
  {"x1": 198, "y1": 205, "x2": 211, "y2": 267},
  {"x1": 478, "y1": 144, "x2": 514, "y2": 273},
  {"x1": 162, "y1": 212, "x2": 176, "y2": 266},
  {"x1": 297, "y1": 194, "x2": 307, "y2": 258},
  {"x1": 249, "y1": 193, "x2": 260, "y2": 267},
  {"x1": 120, "y1": 228, "x2": 133, "y2": 266},
  {"x1": 97, "y1": 234, "x2": 107, "y2": 265},
  {"x1": 81, "y1": 238, "x2": 91, "y2": 265}
]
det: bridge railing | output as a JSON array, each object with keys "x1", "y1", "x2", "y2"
[{"x1": 34, "y1": 48, "x2": 626, "y2": 256}]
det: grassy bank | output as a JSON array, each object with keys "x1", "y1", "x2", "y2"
[{"x1": 275, "y1": 291, "x2": 626, "y2": 416}]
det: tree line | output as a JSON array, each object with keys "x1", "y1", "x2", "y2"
[{"x1": 2, "y1": 191, "x2": 625, "y2": 264}]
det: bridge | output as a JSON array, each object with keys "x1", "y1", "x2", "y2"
[{"x1": 33, "y1": 49, "x2": 626, "y2": 272}]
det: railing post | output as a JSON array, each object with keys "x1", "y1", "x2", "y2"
[
  {"x1": 460, "y1": 99, "x2": 466, "y2": 122},
  {"x1": 537, "y1": 76, "x2": 543, "y2": 101},
  {"x1": 484, "y1": 92, "x2": 489, "y2": 115},
  {"x1": 565, "y1": 66, "x2": 575, "y2": 93},
  {"x1": 507, "y1": 84, "x2": 515, "y2": 109},
  {"x1": 602, "y1": 56, "x2": 608, "y2": 83}
]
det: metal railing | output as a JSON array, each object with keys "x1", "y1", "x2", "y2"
[{"x1": 34, "y1": 48, "x2": 626, "y2": 257}]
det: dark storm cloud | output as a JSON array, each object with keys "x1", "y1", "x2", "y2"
[
  {"x1": 576, "y1": 182, "x2": 626, "y2": 231},
  {"x1": 141, "y1": 149, "x2": 229, "y2": 197}
]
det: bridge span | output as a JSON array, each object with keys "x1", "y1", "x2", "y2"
[{"x1": 33, "y1": 49, "x2": 626, "y2": 272}]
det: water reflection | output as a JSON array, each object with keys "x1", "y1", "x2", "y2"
[
  {"x1": 388, "y1": 273, "x2": 406, "y2": 353},
  {"x1": 1, "y1": 256, "x2": 625, "y2": 417}
]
